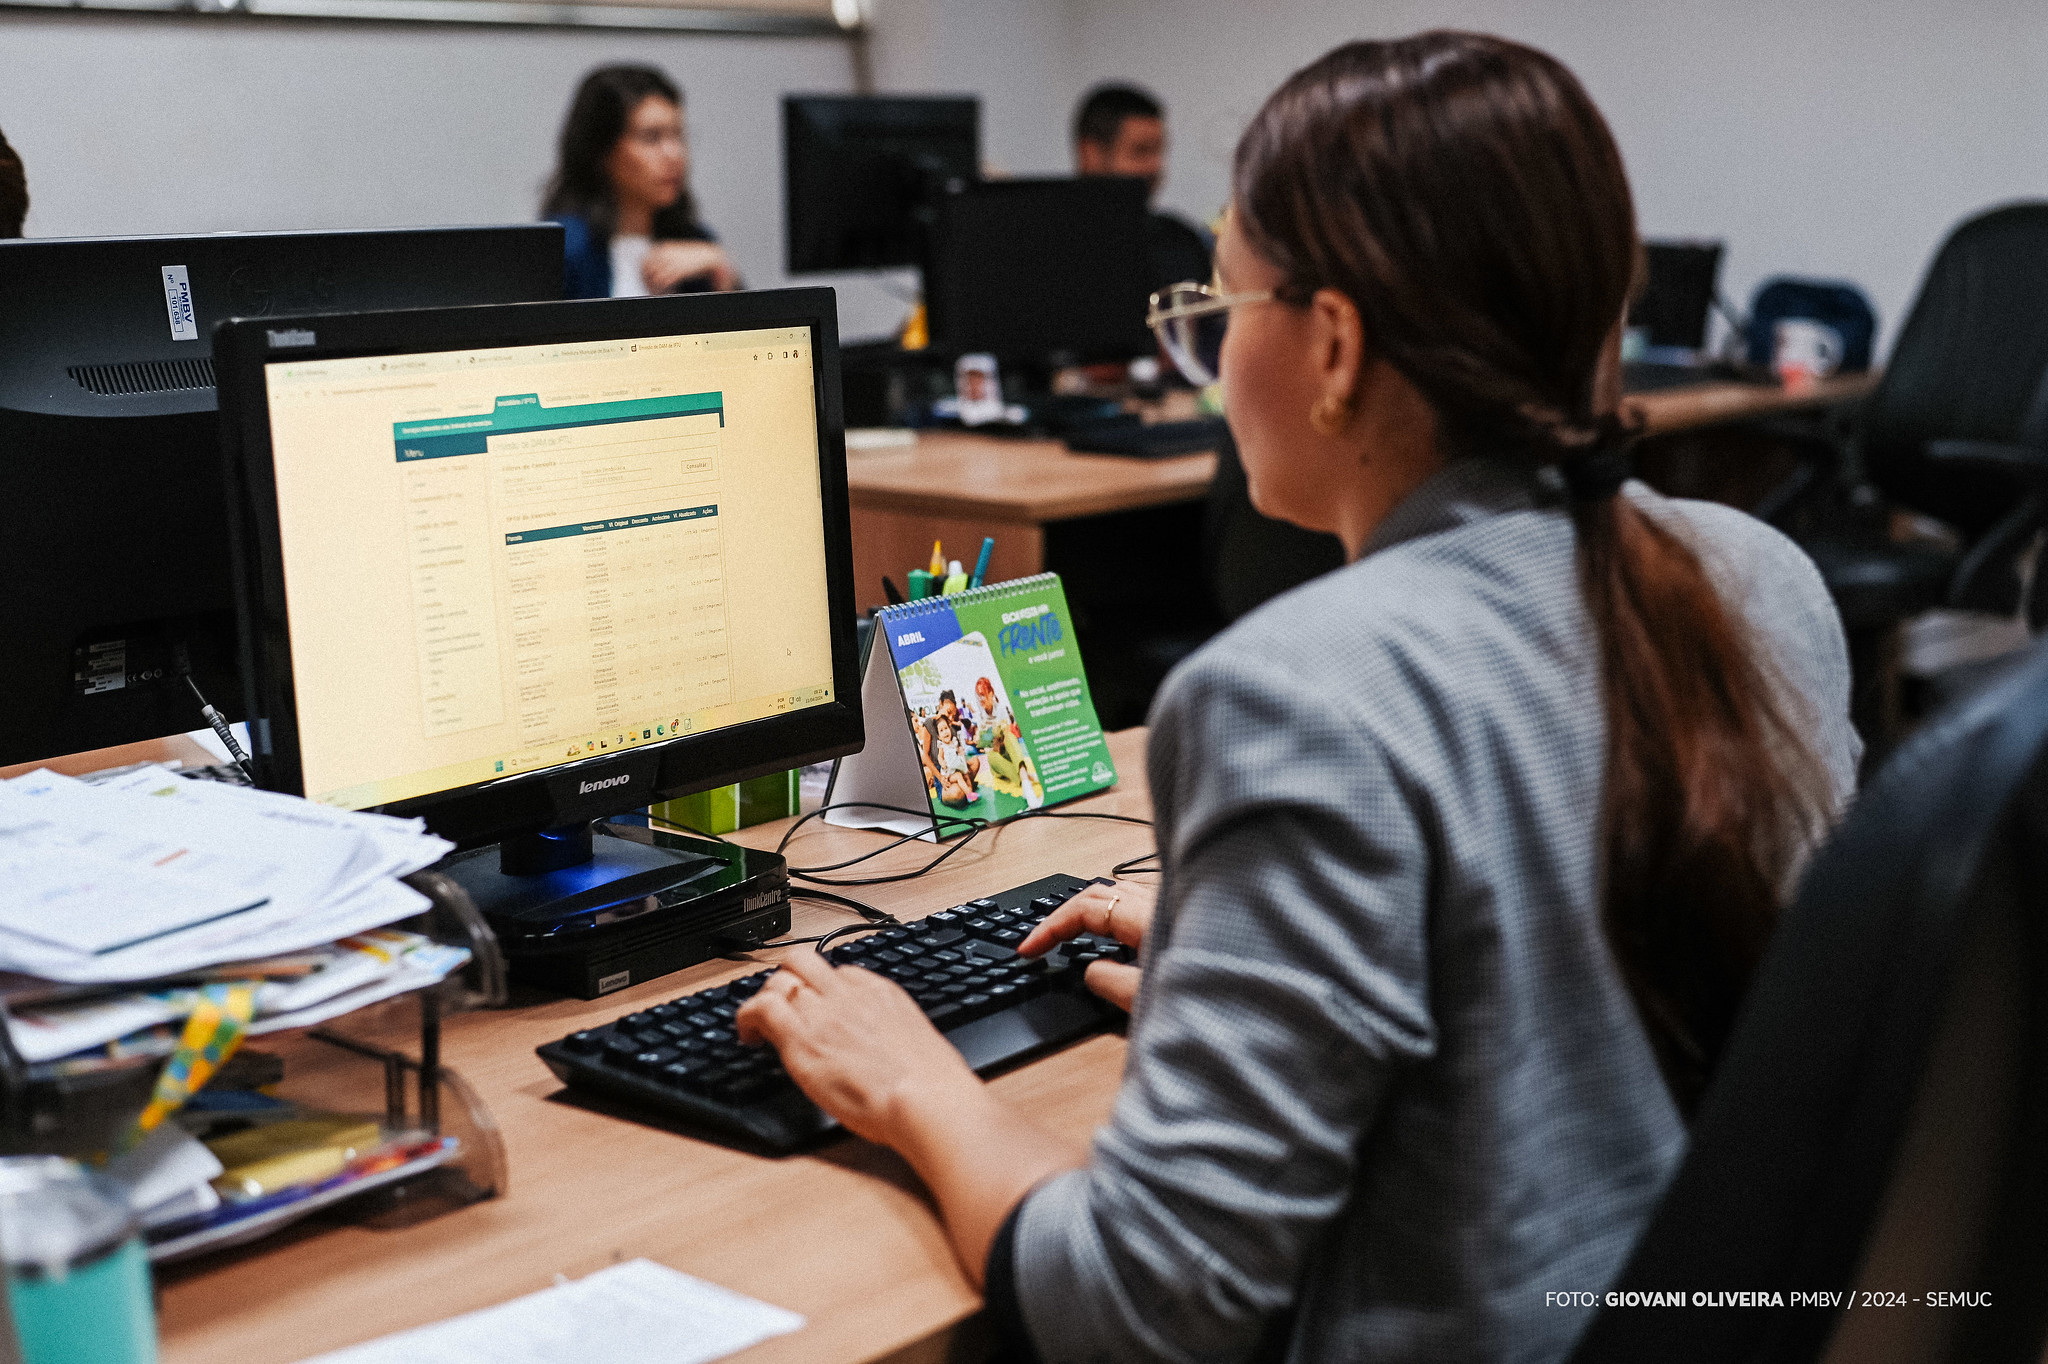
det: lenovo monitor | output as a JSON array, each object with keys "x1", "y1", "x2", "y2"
[
  {"x1": 0, "y1": 225, "x2": 564, "y2": 766},
  {"x1": 214, "y1": 290, "x2": 862, "y2": 990}
]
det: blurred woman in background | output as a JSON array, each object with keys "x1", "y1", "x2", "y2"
[{"x1": 543, "y1": 65, "x2": 738, "y2": 299}]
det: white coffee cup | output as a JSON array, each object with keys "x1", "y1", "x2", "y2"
[{"x1": 1773, "y1": 318, "x2": 1845, "y2": 388}]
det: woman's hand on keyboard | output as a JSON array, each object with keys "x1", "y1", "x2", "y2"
[
  {"x1": 1018, "y1": 880, "x2": 1156, "y2": 1012},
  {"x1": 734, "y1": 946, "x2": 975, "y2": 1146}
]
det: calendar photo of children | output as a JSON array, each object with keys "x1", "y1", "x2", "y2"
[{"x1": 898, "y1": 632, "x2": 1045, "y2": 822}]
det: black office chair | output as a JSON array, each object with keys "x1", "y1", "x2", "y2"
[
  {"x1": 1765, "y1": 204, "x2": 2048, "y2": 747},
  {"x1": 1569, "y1": 638, "x2": 2048, "y2": 1364}
]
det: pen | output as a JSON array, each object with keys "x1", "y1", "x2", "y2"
[
  {"x1": 969, "y1": 536, "x2": 994, "y2": 589},
  {"x1": 928, "y1": 539, "x2": 946, "y2": 576},
  {"x1": 883, "y1": 575, "x2": 905, "y2": 605},
  {"x1": 908, "y1": 569, "x2": 933, "y2": 599}
]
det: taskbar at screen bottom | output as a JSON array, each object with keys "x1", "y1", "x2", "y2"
[{"x1": 309, "y1": 682, "x2": 835, "y2": 810}]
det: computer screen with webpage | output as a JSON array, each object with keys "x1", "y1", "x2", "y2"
[{"x1": 261, "y1": 325, "x2": 836, "y2": 810}]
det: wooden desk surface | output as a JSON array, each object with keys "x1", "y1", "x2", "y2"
[
  {"x1": 156, "y1": 728, "x2": 1156, "y2": 1364},
  {"x1": 845, "y1": 372, "x2": 1874, "y2": 527},
  {"x1": 1627, "y1": 371, "x2": 1876, "y2": 437},
  {"x1": 846, "y1": 431, "x2": 1216, "y2": 523}
]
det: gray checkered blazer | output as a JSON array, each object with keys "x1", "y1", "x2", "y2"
[{"x1": 1004, "y1": 458, "x2": 1859, "y2": 1364}]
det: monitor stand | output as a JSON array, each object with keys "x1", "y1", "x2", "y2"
[{"x1": 437, "y1": 819, "x2": 791, "y2": 999}]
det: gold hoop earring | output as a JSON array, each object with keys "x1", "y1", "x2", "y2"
[{"x1": 1310, "y1": 396, "x2": 1349, "y2": 435}]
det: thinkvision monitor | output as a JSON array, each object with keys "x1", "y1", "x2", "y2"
[{"x1": 217, "y1": 291, "x2": 862, "y2": 994}]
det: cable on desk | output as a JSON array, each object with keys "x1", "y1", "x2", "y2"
[
  {"x1": 1111, "y1": 851, "x2": 1162, "y2": 878},
  {"x1": 773, "y1": 802, "x2": 1157, "y2": 887}
]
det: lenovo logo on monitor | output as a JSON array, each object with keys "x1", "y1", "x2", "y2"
[{"x1": 578, "y1": 774, "x2": 631, "y2": 796}]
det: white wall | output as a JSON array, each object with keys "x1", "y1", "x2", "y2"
[
  {"x1": 0, "y1": 9, "x2": 923, "y2": 337},
  {"x1": 8, "y1": 0, "x2": 2048, "y2": 350},
  {"x1": 863, "y1": 0, "x2": 1078, "y2": 178},
  {"x1": 1067, "y1": 0, "x2": 2048, "y2": 353}
]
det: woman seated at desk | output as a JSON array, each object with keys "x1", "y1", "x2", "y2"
[
  {"x1": 543, "y1": 64, "x2": 739, "y2": 299},
  {"x1": 740, "y1": 31, "x2": 1858, "y2": 1364}
]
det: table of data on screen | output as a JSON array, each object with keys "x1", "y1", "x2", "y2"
[{"x1": 396, "y1": 392, "x2": 735, "y2": 752}]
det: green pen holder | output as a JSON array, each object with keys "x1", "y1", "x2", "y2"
[{"x1": 652, "y1": 769, "x2": 800, "y2": 836}]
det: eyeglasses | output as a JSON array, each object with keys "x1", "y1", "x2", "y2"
[{"x1": 1146, "y1": 282, "x2": 1277, "y2": 387}]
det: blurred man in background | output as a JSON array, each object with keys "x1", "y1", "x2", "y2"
[{"x1": 1073, "y1": 83, "x2": 1210, "y2": 296}]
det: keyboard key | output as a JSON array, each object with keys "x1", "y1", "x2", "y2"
[
  {"x1": 872, "y1": 948, "x2": 906, "y2": 965},
  {"x1": 564, "y1": 1030, "x2": 601, "y2": 1053},
  {"x1": 929, "y1": 910, "x2": 964, "y2": 924},
  {"x1": 987, "y1": 984, "x2": 1017, "y2": 998},
  {"x1": 966, "y1": 918, "x2": 996, "y2": 933},
  {"x1": 660, "y1": 1061, "x2": 701, "y2": 1085},
  {"x1": 994, "y1": 929, "x2": 1025, "y2": 944},
  {"x1": 969, "y1": 898, "x2": 999, "y2": 911},
  {"x1": 960, "y1": 993, "x2": 991, "y2": 1008},
  {"x1": 930, "y1": 948, "x2": 964, "y2": 964},
  {"x1": 1032, "y1": 896, "x2": 1062, "y2": 912},
  {"x1": 685, "y1": 1011, "x2": 719, "y2": 1028},
  {"x1": 914, "y1": 928, "x2": 965, "y2": 949},
  {"x1": 967, "y1": 941, "x2": 1017, "y2": 961},
  {"x1": 631, "y1": 1047, "x2": 680, "y2": 1073},
  {"x1": 925, "y1": 1003, "x2": 961, "y2": 1024}
]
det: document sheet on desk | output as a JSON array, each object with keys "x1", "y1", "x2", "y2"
[{"x1": 297, "y1": 1259, "x2": 805, "y2": 1364}]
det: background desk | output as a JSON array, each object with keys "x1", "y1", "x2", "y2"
[
  {"x1": 155, "y1": 727, "x2": 1156, "y2": 1364},
  {"x1": 847, "y1": 374, "x2": 1878, "y2": 608}
]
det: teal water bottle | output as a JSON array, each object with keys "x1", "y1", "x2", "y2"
[{"x1": 0, "y1": 1157, "x2": 157, "y2": 1364}]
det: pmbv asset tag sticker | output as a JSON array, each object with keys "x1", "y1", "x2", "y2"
[{"x1": 161, "y1": 265, "x2": 198, "y2": 341}]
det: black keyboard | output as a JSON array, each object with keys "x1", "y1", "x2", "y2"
[
  {"x1": 537, "y1": 873, "x2": 1131, "y2": 1152},
  {"x1": 1064, "y1": 416, "x2": 1229, "y2": 459}
]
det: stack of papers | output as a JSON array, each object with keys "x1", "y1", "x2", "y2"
[
  {"x1": 0, "y1": 764, "x2": 450, "y2": 984},
  {"x1": 6, "y1": 928, "x2": 472, "y2": 1065},
  {"x1": 0, "y1": 763, "x2": 462, "y2": 1073}
]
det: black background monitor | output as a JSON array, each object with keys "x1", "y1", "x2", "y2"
[
  {"x1": 783, "y1": 95, "x2": 979, "y2": 274},
  {"x1": 1631, "y1": 239, "x2": 1725, "y2": 351},
  {"x1": 922, "y1": 177, "x2": 1153, "y2": 364},
  {"x1": 214, "y1": 288, "x2": 861, "y2": 852},
  {"x1": 0, "y1": 225, "x2": 563, "y2": 767}
]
